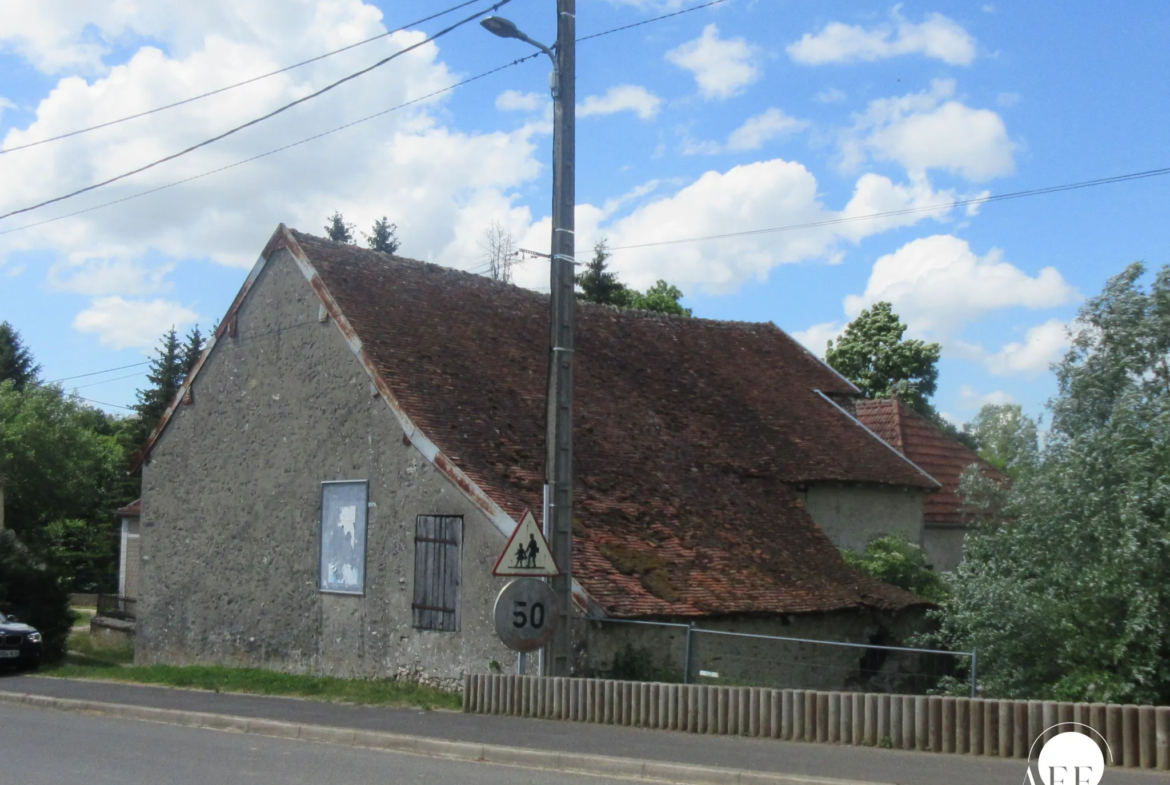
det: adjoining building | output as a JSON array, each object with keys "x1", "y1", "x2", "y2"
[
  {"x1": 130, "y1": 225, "x2": 947, "y2": 690},
  {"x1": 855, "y1": 398, "x2": 1006, "y2": 572}
]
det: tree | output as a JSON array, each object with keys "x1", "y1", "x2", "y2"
[
  {"x1": 628, "y1": 280, "x2": 692, "y2": 317},
  {"x1": 132, "y1": 328, "x2": 185, "y2": 448},
  {"x1": 0, "y1": 382, "x2": 125, "y2": 592},
  {"x1": 181, "y1": 324, "x2": 205, "y2": 377},
  {"x1": 841, "y1": 534, "x2": 949, "y2": 603},
  {"x1": 324, "y1": 211, "x2": 355, "y2": 244},
  {"x1": 365, "y1": 216, "x2": 400, "y2": 255},
  {"x1": 576, "y1": 239, "x2": 692, "y2": 316},
  {"x1": 0, "y1": 321, "x2": 39, "y2": 391},
  {"x1": 479, "y1": 221, "x2": 516, "y2": 283},
  {"x1": 932, "y1": 263, "x2": 1170, "y2": 704},
  {"x1": 962, "y1": 403, "x2": 1038, "y2": 477},
  {"x1": 576, "y1": 240, "x2": 628, "y2": 306},
  {"x1": 826, "y1": 302, "x2": 941, "y2": 417}
]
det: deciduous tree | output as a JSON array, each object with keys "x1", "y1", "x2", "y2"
[
  {"x1": 934, "y1": 263, "x2": 1170, "y2": 704},
  {"x1": 826, "y1": 302, "x2": 941, "y2": 416}
]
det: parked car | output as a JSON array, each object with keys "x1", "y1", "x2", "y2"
[{"x1": 0, "y1": 613, "x2": 43, "y2": 671}]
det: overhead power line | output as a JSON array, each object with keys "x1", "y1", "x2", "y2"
[
  {"x1": 604, "y1": 166, "x2": 1170, "y2": 253},
  {"x1": 0, "y1": 0, "x2": 728, "y2": 236},
  {"x1": 0, "y1": 52, "x2": 543, "y2": 237},
  {"x1": 0, "y1": 0, "x2": 513, "y2": 223},
  {"x1": 577, "y1": 0, "x2": 731, "y2": 42},
  {"x1": 0, "y1": 0, "x2": 487, "y2": 155},
  {"x1": 43, "y1": 360, "x2": 151, "y2": 385}
]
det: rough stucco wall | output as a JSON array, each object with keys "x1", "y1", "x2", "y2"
[
  {"x1": 800, "y1": 483, "x2": 925, "y2": 554},
  {"x1": 923, "y1": 525, "x2": 967, "y2": 572},
  {"x1": 123, "y1": 537, "x2": 141, "y2": 600},
  {"x1": 578, "y1": 610, "x2": 935, "y2": 693},
  {"x1": 137, "y1": 248, "x2": 519, "y2": 689}
]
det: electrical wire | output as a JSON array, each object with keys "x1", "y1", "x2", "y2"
[
  {"x1": 0, "y1": 0, "x2": 487, "y2": 156},
  {"x1": 0, "y1": 52, "x2": 543, "y2": 238},
  {"x1": 69, "y1": 370, "x2": 153, "y2": 390},
  {"x1": 606, "y1": 166, "x2": 1170, "y2": 253},
  {"x1": 64, "y1": 393, "x2": 135, "y2": 411},
  {"x1": 577, "y1": 0, "x2": 731, "y2": 42},
  {"x1": 43, "y1": 360, "x2": 151, "y2": 385},
  {"x1": 0, "y1": 0, "x2": 730, "y2": 236},
  {"x1": 0, "y1": 0, "x2": 514, "y2": 223}
]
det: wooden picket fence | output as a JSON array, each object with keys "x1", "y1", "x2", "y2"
[{"x1": 463, "y1": 674, "x2": 1170, "y2": 770}]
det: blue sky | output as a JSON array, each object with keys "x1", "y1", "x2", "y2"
[{"x1": 1, "y1": 1, "x2": 1168, "y2": 424}]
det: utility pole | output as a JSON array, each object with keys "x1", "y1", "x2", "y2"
[{"x1": 546, "y1": 0, "x2": 576, "y2": 678}]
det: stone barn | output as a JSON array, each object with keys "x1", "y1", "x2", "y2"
[{"x1": 131, "y1": 224, "x2": 946, "y2": 690}]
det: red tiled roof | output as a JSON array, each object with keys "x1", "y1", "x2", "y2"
[
  {"x1": 856, "y1": 399, "x2": 1005, "y2": 526},
  {"x1": 116, "y1": 499, "x2": 141, "y2": 517},
  {"x1": 286, "y1": 230, "x2": 932, "y2": 616}
]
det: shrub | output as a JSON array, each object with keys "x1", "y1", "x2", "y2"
[
  {"x1": 0, "y1": 530, "x2": 73, "y2": 662},
  {"x1": 841, "y1": 533, "x2": 949, "y2": 603}
]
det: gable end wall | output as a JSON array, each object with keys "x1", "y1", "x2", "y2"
[{"x1": 136, "y1": 248, "x2": 516, "y2": 687}]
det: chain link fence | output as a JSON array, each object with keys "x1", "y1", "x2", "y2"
[{"x1": 577, "y1": 617, "x2": 975, "y2": 697}]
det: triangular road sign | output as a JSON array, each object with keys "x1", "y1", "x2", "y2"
[{"x1": 493, "y1": 510, "x2": 560, "y2": 577}]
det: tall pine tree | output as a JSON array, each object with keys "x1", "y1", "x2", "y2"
[
  {"x1": 365, "y1": 216, "x2": 399, "y2": 254},
  {"x1": 324, "y1": 211, "x2": 355, "y2": 243},
  {"x1": 132, "y1": 328, "x2": 185, "y2": 447},
  {"x1": 181, "y1": 325, "x2": 205, "y2": 376},
  {"x1": 0, "y1": 321, "x2": 40, "y2": 391}
]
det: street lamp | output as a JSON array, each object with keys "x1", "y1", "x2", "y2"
[
  {"x1": 480, "y1": 17, "x2": 558, "y2": 95},
  {"x1": 482, "y1": 4, "x2": 576, "y2": 680}
]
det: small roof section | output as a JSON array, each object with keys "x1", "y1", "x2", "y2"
[
  {"x1": 856, "y1": 399, "x2": 1006, "y2": 526},
  {"x1": 115, "y1": 499, "x2": 141, "y2": 518}
]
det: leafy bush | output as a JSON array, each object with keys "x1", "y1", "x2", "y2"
[
  {"x1": 841, "y1": 533, "x2": 949, "y2": 603},
  {"x1": 0, "y1": 530, "x2": 73, "y2": 662},
  {"x1": 605, "y1": 643, "x2": 683, "y2": 683}
]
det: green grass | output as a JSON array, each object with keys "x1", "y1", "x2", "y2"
[{"x1": 45, "y1": 632, "x2": 460, "y2": 711}]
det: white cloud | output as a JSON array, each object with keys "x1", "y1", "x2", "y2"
[
  {"x1": 841, "y1": 79, "x2": 1015, "y2": 181},
  {"x1": 578, "y1": 85, "x2": 662, "y2": 121},
  {"x1": 788, "y1": 8, "x2": 977, "y2": 66},
  {"x1": 792, "y1": 321, "x2": 844, "y2": 356},
  {"x1": 959, "y1": 385, "x2": 1015, "y2": 408},
  {"x1": 683, "y1": 108, "x2": 807, "y2": 156},
  {"x1": 73, "y1": 296, "x2": 200, "y2": 350},
  {"x1": 815, "y1": 87, "x2": 847, "y2": 104},
  {"x1": 844, "y1": 234, "x2": 1077, "y2": 338},
  {"x1": 727, "y1": 109, "x2": 808, "y2": 151},
  {"x1": 496, "y1": 90, "x2": 545, "y2": 113},
  {"x1": 548, "y1": 159, "x2": 962, "y2": 296},
  {"x1": 0, "y1": 0, "x2": 549, "y2": 291},
  {"x1": 985, "y1": 320, "x2": 1069, "y2": 375},
  {"x1": 48, "y1": 258, "x2": 174, "y2": 295},
  {"x1": 666, "y1": 24, "x2": 760, "y2": 100}
]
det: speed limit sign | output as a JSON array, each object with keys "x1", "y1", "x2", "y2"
[{"x1": 493, "y1": 578, "x2": 558, "y2": 652}]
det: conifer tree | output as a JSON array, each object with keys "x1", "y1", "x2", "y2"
[
  {"x1": 324, "y1": 211, "x2": 355, "y2": 244},
  {"x1": 181, "y1": 325, "x2": 205, "y2": 377},
  {"x1": 0, "y1": 321, "x2": 40, "y2": 391},
  {"x1": 132, "y1": 328, "x2": 184, "y2": 446},
  {"x1": 365, "y1": 216, "x2": 399, "y2": 254}
]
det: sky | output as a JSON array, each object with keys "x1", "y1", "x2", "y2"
[{"x1": 1, "y1": 0, "x2": 1168, "y2": 425}]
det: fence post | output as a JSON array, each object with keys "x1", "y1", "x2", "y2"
[
  {"x1": 817, "y1": 692, "x2": 830, "y2": 743},
  {"x1": 782, "y1": 689, "x2": 794, "y2": 741},
  {"x1": 1123, "y1": 705, "x2": 1139, "y2": 768},
  {"x1": 970, "y1": 699, "x2": 983, "y2": 755},
  {"x1": 970, "y1": 649, "x2": 978, "y2": 698},
  {"x1": 998, "y1": 700, "x2": 1013, "y2": 758},
  {"x1": 954, "y1": 697, "x2": 969, "y2": 754},
  {"x1": 891, "y1": 695, "x2": 904, "y2": 749},
  {"x1": 1155, "y1": 706, "x2": 1169, "y2": 770},
  {"x1": 983, "y1": 699, "x2": 998, "y2": 756},
  {"x1": 841, "y1": 692, "x2": 853, "y2": 745}
]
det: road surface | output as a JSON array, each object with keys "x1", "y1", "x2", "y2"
[{"x1": 3, "y1": 702, "x2": 639, "y2": 785}]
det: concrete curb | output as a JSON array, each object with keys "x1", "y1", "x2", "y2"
[{"x1": 0, "y1": 689, "x2": 887, "y2": 785}]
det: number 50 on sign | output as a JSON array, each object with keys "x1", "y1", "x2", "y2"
[{"x1": 493, "y1": 578, "x2": 558, "y2": 652}]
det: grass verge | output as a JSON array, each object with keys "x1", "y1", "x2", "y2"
[{"x1": 43, "y1": 633, "x2": 460, "y2": 711}]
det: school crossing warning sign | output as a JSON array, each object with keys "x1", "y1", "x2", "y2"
[{"x1": 492, "y1": 510, "x2": 560, "y2": 577}]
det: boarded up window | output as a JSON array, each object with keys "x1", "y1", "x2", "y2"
[{"x1": 412, "y1": 515, "x2": 462, "y2": 631}]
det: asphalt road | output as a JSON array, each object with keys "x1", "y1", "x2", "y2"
[{"x1": 2, "y1": 702, "x2": 638, "y2": 785}]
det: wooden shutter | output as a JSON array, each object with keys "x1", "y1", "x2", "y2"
[{"x1": 412, "y1": 515, "x2": 462, "y2": 631}]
